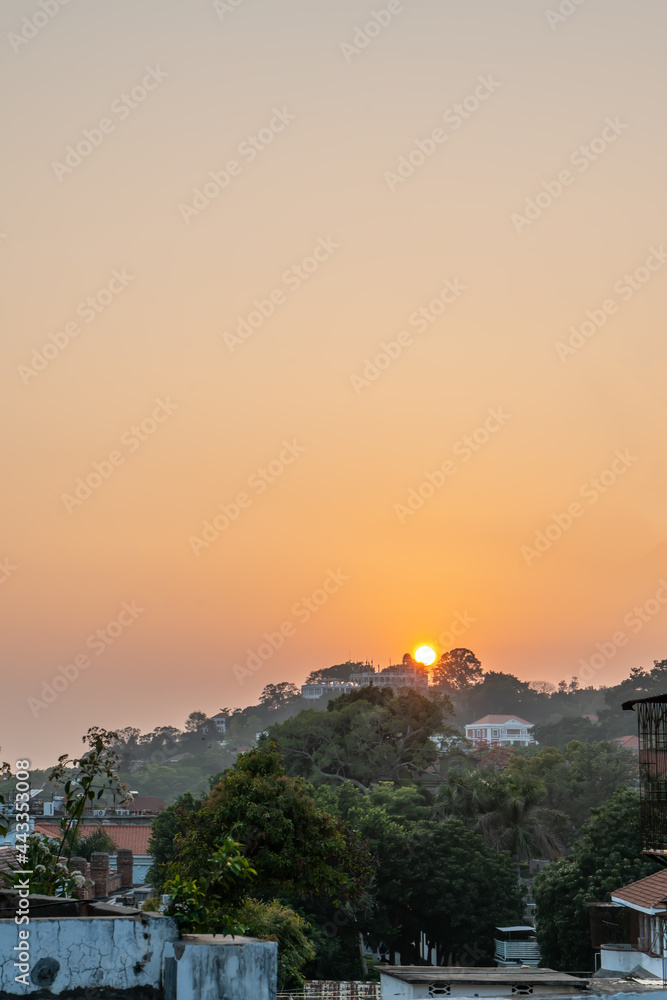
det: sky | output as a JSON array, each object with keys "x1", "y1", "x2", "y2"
[{"x1": 2, "y1": 0, "x2": 667, "y2": 766}]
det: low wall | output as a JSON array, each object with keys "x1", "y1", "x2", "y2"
[
  {"x1": 0, "y1": 911, "x2": 178, "y2": 996},
  {"x1": 163, "y1": 935, "x2": 277, "y2": 1000},
  {"x1": 600, "y1": 944, "x2": 663, "y2": 977}
]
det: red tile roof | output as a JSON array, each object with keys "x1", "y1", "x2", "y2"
[
  {"x1": 467, "y1": 715, "x2": 533, "y2": 727},
  {"x1": 612, "y1": 868, "x2": 667, "y2": 911},
  {"x1": 33, "y1": 824, "x2": 153, "y2": 855},
  {"x1": 0, "y1": 847, "x2": 19, "y2": 877},
  {"x1": 614, "y1": 735, "x2": 640, "y2": 751},
  {"x1": 127, "y1": 796, "x2": 165, "y2": 813}
]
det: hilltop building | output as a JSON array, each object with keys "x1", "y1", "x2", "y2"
[{"x1": 465, "y1": 715, "x2": 536, "y2": 747}]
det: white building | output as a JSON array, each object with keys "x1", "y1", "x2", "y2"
[
  {"x1": 300, "y1": 681, "x2": 358, "y2": 699},
  {"x1": 597, "y1": 868, "x2": 667, "y2": 978},
  {"x1": 494, "y1": 926, "x2": 541, "y2": 967},
  {"x1": 379, "y1": 967, "x2": 587, "y2": 999},
  {"x1": 465, "y1": 715, "x2": 536, "y2": 747}
]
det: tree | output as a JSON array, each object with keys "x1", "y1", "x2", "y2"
[
  {"x1": 305, "y1": 662, "x2": 363, "y2": 684},
  {"x1": 168, "y1": 746, "x2": 374, "y2": 906},
  {"x1": 68, "y1": 828, "x2": 118, "y2": 860},
  {"x1": 533, "y1": 716, "x2": 600, "y2": 750},
  {"x1": 534, "y1": 788, "x2": 658, "y2": 970},
  {"x1": 435, "y1": 770, "x2": 566, "y2": 861},
  {"x1": 341, "y1": 799, "x2": 523, "y2": 964},
  {"x1": 259, "y1": 682, "x2": 300, "y2": 711},
  {"x1": 509, "y1": 741, "x2": 636, "y2": 841},
  {"x1": 269, "y1": 686, "x2": 449, "y2": 790},
  {"x1": 147, "y1": 791, "x2": 203, "y2": 893},
  {"x1": 530, "y1": 681, "x2": 555, "y2": 695},
  {"x1": 185, "y1": 711, "x2": 209, "y2": 732},
  {"x1": 431, "y1": 648, "x2": 483, "y2": 693}
]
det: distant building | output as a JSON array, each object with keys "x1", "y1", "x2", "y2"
[
  {"x1": 300, "y1": 681, "x2": 358, "y2": 699},
  {"x1": 465, "y1": 715, "x2": 536, "y2": 747},
  {"x1": 211, "y1": 711, "x2": 228, "y2": 733},
  {"x1": 494, "y1": 925, "x2": 541, "y2": 967},
  {"x1": 351, "y1": 663, "x2": 429, "y2": 692},
  {"x1": 379, "y1": 966, "x2": 587, "y2": 999}
]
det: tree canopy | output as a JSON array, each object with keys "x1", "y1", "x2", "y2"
[{"x1": 268, "y1": 685, "x2": 449, "y2": 790}]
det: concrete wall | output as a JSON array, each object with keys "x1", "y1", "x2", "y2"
[
  {"x1": 0, "y1": 912, "x2": 178, "y2": 995},
  {"x1": 600, "y1": 944, "x2": 664, "y2": 978},
  {"x1": 162, "y1": 935, "x2": 277, "y2": 1000}
]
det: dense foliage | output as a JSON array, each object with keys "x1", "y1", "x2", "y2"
[{"x1": 534, "y1": 788, "x2": 658, "y2": 970}]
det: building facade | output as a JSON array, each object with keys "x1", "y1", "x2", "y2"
[{"x1": 465, "y1": 715, "x2": 536, "y2": 747}]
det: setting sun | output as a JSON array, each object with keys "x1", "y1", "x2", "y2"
[{"x1": 414, "y1": 645, "x2": 436, "y2": 666}]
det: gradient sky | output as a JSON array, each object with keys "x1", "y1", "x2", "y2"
[{"x1": 2, "y1": 0, "x2": 667, "y2": 766}]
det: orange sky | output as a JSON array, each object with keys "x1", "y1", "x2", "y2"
[{"x1": 2, "y1": 0, "x2": 667, "y2": 766}]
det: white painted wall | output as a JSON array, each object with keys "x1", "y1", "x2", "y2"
[
  {"x1": 600, "y1": 945, "x2": 664, "y2": 978},
  {"x1": 163, "y1": 935, "x2": 277, "y2": 1000},
  {"x1": 0, "y1": 913, "x2": 178, "y2": 995}
]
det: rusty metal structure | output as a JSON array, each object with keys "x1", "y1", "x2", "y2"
[{"x1": 623, "y1": 693, "x2": 667, "y2": 864}]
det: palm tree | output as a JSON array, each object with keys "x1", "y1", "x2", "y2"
[{"x1": 436, "y1": 770, "x2": 566, "y2": 861}]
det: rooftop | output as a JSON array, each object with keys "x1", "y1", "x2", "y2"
[
  {"x1": 612, "y1": 869, "x2": 667, "y2": 913},
  {"x1": 467, "y1": 715, "x2": 533, "y2": 727},
  {"x1": 381, "y1": 967, "x2": 588, "y2": 987},
  {"x1": 34, "y1": 824, "x2": 153, "y2": 855}
]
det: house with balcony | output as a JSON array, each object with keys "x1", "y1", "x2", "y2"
[
  {"x1": 465, "y1": 715, "x2": 536, "y2": 747},
  {"x1": 494, "y1": 925, "x2": 541, "y2": 967}
]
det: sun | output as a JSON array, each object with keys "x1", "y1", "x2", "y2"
[{"x1": 414, "y1": 645, "x2": 436, "y2": 666}]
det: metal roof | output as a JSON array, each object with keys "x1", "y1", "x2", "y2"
[{"x1": 622, "y1": 694, "x2": 667, "y2": 710}]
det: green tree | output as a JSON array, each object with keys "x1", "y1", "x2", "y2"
[
  {"x1": 69, "y1": 828, "x2": 118, "y2": 860},
  {"x1": 306, "y1": 662, "x2": 363, "y2": 683},
  {"x1": 436, "y1": 769, "x2": 566, "y2": 861},
  {"x1": 185, "y1": 711, "x2": 209, "y2": 733},
  {"x1": 509, "y1": 741, "x2": 636, "y2": 841},
  {"x1": 431, "y1": 648, "x2": 483, "y2": 693},
  {"x1": 534, "y1": 788, "x2": 658, "y2": 970},
  {"x1": 259, "y1": 682, "x2": 300, "y2": 711},
  {"x1": 269, "y1": 685, "x2": 449, "y2": 790},
  {"x1": 169, "y1": 746, "x2": 373, "y2": 906},
  {"x1": 346, "y1": 801, "x2": 523, "y2": 964},
  {"x1": 147, "y1": 791, "x2": 202, "y2": 893}
]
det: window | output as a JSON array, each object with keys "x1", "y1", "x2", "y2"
[
  {"x1": 429, "y1": 986, "x2": 451, "y2": 997},
  {"x1": 492, "y1": 729, "x2": 499, "y2": 738}
]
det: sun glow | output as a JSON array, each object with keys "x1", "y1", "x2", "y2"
[{"x1": 414, "y1": 645, "x2": 436, "y2": 666}]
